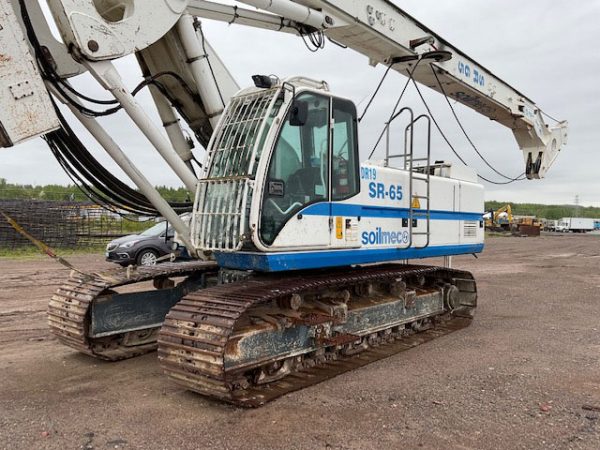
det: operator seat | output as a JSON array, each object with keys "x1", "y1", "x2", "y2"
[{"x1": 287, "y1": 166, "x2": 321, "y2": 198}]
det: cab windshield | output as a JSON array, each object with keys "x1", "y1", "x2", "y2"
[{"x1": 208, "y1": 89, "x2": 283, "y2": 178}]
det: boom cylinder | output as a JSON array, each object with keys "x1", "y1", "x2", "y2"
[
  {"x1": 149, "y1": 85, "x2": 195, "y2": 169},
  {"x1": 236, "y1": 0, "x2": 333, "y2": 29},
  {"x1": 176, "y1": 14, "x2": 226, "y2": 126}
]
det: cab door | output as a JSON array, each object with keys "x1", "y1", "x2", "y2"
[
  {"x1": 329, "y1": 98, "x2": 361, "y2": 248},
  {"x1": 259, "y1": 92, "x2": 331, "y2": 249}
]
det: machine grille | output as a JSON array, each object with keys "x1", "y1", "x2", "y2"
[
  {"x1": 463, "y1": 221, "x2": 478, "y2": 238},
  {"x1": 193, "y1": 88, "x2": 280, "y2": 252}
]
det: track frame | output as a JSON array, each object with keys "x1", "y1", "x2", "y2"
[{"x1": 158, "y1": 264, "x2": 477, "y2": 406}]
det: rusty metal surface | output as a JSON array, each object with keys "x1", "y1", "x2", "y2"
[
  {"x1": 48, "y1": 260, "x2": 218, "y2": 361},
  {"x1": 517, "y1": 224, "x2": 541, "y2": 236},
  {"x1": 158, "y1": 264, "x2": 477, "y2": 407}
]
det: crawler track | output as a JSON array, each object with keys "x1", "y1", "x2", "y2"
[
  {"x1": 158, "y1": 264, "x2": 477, "y2": 406},
  {"x1": 48, "y1": 261, "x2": 217, "y2": 360}
]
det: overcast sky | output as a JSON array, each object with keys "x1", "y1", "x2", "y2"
[{"x1": 2, "y1": 0, "x2": 599, "y2": 205}]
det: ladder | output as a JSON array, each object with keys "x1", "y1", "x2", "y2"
[{"x1": 384, "y1": 107, "x2": 431, "y2": 249}]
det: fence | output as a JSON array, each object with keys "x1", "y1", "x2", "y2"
[{"x1": 0, "y1": 199, "x2": 148, "y2": 249}]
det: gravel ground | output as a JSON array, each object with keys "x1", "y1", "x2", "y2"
[{"x1": 0, "y1": 234, "x2": 599, "y2": 450}]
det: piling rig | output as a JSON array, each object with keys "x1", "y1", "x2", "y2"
[{"x1": 0, "y1": 0, "x2": 567, "y2": 405}]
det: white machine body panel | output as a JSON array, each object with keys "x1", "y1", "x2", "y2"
[
  {"x1": 213, "y1": 162, "x2": 484, "y2": 271},
  {"x1": 268, "y1": 163, "x2": 484, "y2": 251},
  {"x1": 0, "y1": 1, "x2": 60, "y2": 147}
]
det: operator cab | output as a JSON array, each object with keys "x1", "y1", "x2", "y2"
[{"x1": 193, "y1": 76, "x2": 361, "y2": 254}]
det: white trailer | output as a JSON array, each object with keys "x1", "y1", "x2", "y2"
[{"x1": 556, "y1": 217, "x2": 595, "y2": 233}]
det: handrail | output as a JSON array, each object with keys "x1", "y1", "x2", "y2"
[{"x1": 383, "y1": 108, "x2": 432, "y2": 250}]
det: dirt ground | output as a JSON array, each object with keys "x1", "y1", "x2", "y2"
[{"x1": 1, "y1": 234, "x2": 599, "y2": 450}]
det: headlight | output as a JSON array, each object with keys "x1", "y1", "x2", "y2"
[{"x1": 120, "y1": 240, "x2": 140, "y2": 249}]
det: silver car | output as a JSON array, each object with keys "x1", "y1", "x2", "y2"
[{"x1": 105, "y1": 220, "x2": 182, "y2": 266}]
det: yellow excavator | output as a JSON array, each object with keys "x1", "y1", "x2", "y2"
[{"x1": 484, "y1": 205, "x2": 514, "y2": 232}]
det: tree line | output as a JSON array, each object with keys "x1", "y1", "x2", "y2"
[
  {"x1": 0, "y1": 179, "x2": 191, "y2": 203},
  {"x1": 1, "y1": 179, "x2": 596, "y2": 221}
]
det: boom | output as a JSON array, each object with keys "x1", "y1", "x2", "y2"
[
  {"x1": 321, "y1": 0, "x2": 567, "y2": 180},
  {"x1": 1, "y1": 0, "x2": 566, "y2": 179},
  {"x1": 0, "y1": 0, "x2": 569, "y2": 245},
  {"x1": 192, "y1": 0, "x2": 567, "y2": 179}
]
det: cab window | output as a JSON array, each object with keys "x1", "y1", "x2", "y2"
[
  {"x1": 260, "y1": 93, "x2": 330, "y2": 245},
  {"x1": 331, "y1": 98, "x2": 359, "y2": 201}
]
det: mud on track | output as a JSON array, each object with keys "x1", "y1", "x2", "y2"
[{"x1": 1, "y1": 234, "x2": 599, "y2": 449}]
